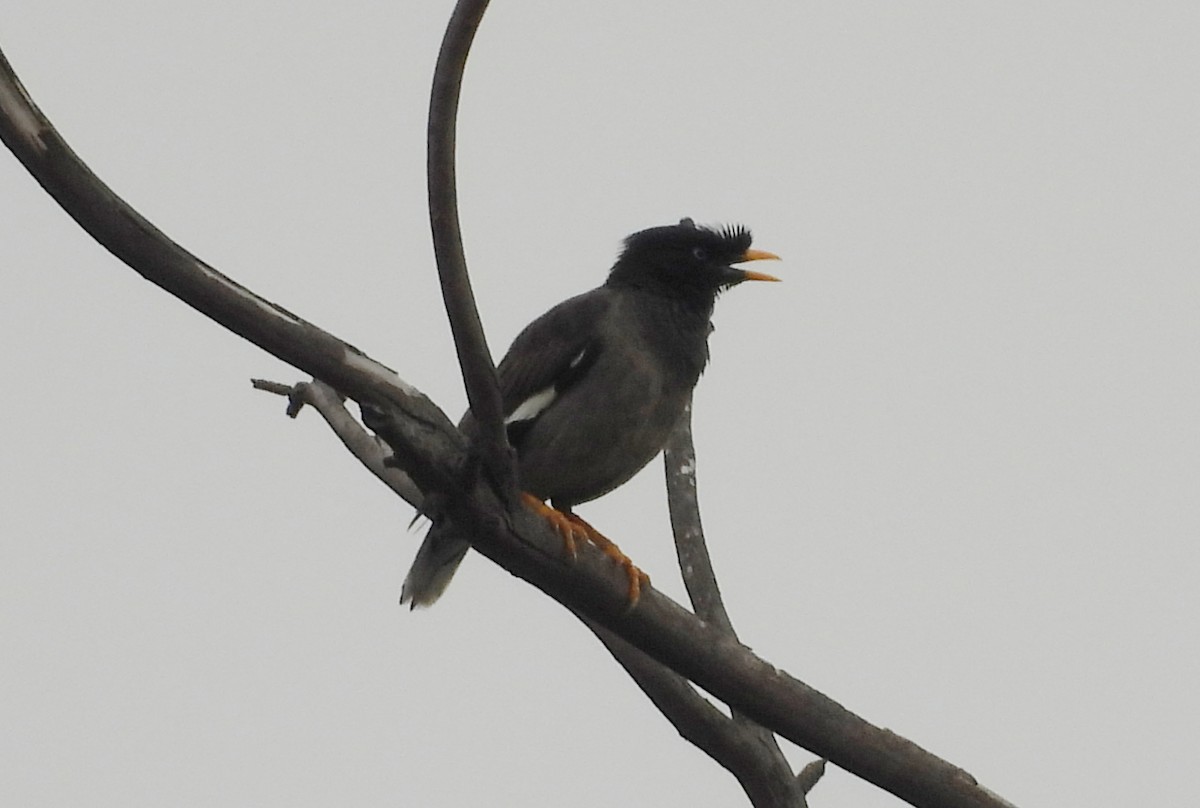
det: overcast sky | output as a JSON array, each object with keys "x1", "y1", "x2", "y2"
[{"x1": 2, "y1": 2, "x2": 1198, "y2": 806}]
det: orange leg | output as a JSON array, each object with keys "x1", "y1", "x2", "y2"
[
  {"x1": 520, "y1": 492, "x2": 649, "y2": 608},
  {"x1": 520, "y1": 492, "x2": 585, "y2": 560},
  {"x1": 564, "y1": 512, "x2": 650, "y2": 609}
]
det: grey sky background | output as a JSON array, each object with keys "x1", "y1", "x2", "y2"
[{"x1": 2, "y1": 2, "x2": 1197, "y2": 806}]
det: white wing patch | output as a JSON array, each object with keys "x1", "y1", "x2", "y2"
[{"x1": 505, "y1": 386, "x2": 557, "y2": 425}]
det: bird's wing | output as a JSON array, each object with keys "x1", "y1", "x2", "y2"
[{"x1": 495, "y1": 288, "x2": 611, "y2": 449}]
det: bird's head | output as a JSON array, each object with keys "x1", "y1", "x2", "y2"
[{"x1": 605, "y1": 218, "x2": 780, "y2": 300}]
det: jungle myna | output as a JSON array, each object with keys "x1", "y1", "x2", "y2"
[{"x1": 402, "y1": 218, "x2": 779, "y2": 608}]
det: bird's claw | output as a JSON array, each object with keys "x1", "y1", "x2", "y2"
[
  {"x1": 574, "y1": 517, "x2": 649, "y2": 611},
  {"x1": 520, "y1": 493, "x2": 649, "y2": 609},
  {"x1": 520, "y1": 492, "x2": 580, "y2": 561}
]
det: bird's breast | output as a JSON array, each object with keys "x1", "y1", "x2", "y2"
[{"x1": 516, "y1": 330, "x2": 700, "y2": 507}]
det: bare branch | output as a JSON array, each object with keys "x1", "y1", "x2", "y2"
[
  {"x1": 255, "y1": 371, "x2": 802, "y2": 804},
  {"x1": 365, "y1": 389, "x2": 1003, "y2": 808},
  {"x1": 582, "y1": 619, "x2": 731, "y2": 748},
  {"x1": 253, "y1": 379, "x2": 423, "y2": 508},
  {"x1": 582, "y1": 617, "x2": 808, "y2": 808},
  {"x1": 259, "y1": 376, "x2": 808, "y2": 805},
  {"x1": 796, "y1": 760, "x2": 827, "y2": 794},
  {"x1": 427, "y1": 0, "x2": 515, "y2": 498},
  {"x1": 249, "y1": 379, "x2": 295, "y2": 399},
  {"x1": 0, "y1": 47, "x2": 460, "y2": 497},
  {"x1": 665, "y1": 397, "x2": 737, "y2": 631},
  {"x1": 665, "y1": 400, "x2": 812, "y2": 806}
]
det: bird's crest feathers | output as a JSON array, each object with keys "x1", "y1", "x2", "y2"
[{"x1": 617, "y1": 219, "x2": 752, "y2": 259}]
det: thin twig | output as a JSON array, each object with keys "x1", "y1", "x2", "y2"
[
  {"x1": 796, "y1": 760, "x2": 827, "y2": 795},
  {"x1": 252, "y1": 379, "x2": 423, "y2": 508}
]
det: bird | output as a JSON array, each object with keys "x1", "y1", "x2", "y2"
[{"x1": 402, "y1": 218, "x2": 779, "y2": 609}]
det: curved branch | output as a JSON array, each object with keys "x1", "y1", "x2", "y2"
[
  {"x1": 665, "y1": 400, "x2": 812, "y2": 806},
  {"x1": 427, "y1": 0, "x2": 515, "y2": 496},
  {"x1": 0, "y1": 47, "x2": 460, "y2": 497},
  {"x1": 426, "y1": 8, "x2": 805, "y2": 800},
  {"x1": 665, "y1": 397, "x2": 737, "y2": 631}
]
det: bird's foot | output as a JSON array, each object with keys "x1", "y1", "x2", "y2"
[
  {"x1": 520, "y1": 492, "x2": 584, "y2": 560},
  {"x1": 519, "y1": 494, "x2": 649, "y2": 609},
  {"x1": 564, "y1": 512, "x2": 650, "y2": 610}
]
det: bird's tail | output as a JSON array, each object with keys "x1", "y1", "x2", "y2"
[{"x1": 400, "y1": 523, "x2": 471, "y2": 609}]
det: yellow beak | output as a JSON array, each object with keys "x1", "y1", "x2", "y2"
[{"x1": 736, "y1": 248, "x2": 782, "y2": 282}]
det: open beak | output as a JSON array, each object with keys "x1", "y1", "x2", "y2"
[{"x1": 736, "y1": 248, "x2": 782, "y2": 282}]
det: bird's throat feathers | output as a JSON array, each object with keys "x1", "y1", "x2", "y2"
[{"x1": 626, "y1": 292, "x2": 713, "y2": 381}]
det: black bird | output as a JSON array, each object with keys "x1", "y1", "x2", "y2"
[{"x1": 402, "y1": 218, "x2": 779, "y2": 608}]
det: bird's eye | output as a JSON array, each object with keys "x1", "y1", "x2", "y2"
[{"x1": 691, "y1": 246, "x2": 708, "y2": 261}]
